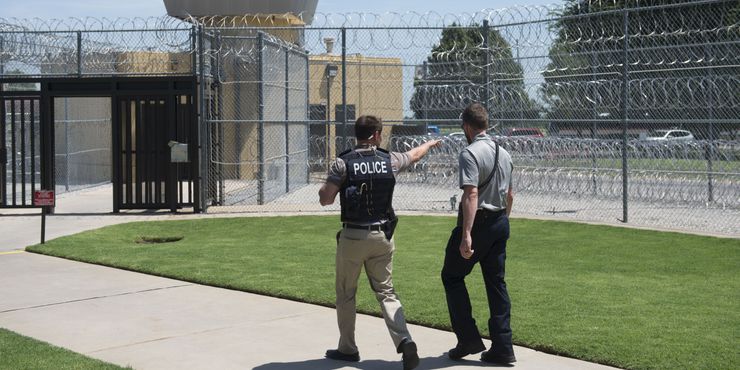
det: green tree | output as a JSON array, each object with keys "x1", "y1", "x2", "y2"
[
  {"x1": 542, "y1": 0, "x2": 740, "y2": 139},
  {"x1": 410, "y1": 23, "x2": 540, "y2": 128}
]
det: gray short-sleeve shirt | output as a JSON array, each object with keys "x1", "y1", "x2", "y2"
[
  {"x1": 326, "y1": 145, "x2": 412, "y2": 186},
  {"x1": 459, "y1": 133, "x2": 514, "y2": 211}
]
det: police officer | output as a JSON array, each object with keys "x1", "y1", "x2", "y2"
[
  {"x1": 442, "y1": 103, "x2": 516, "y2": 364},
  {"x1": 319, "y1": 115, "x2": 441, "y2": 370}
]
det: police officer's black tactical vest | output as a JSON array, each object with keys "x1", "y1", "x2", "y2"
[{"x1": 339, "y1": 147, "x2": 396, "y2": 224}]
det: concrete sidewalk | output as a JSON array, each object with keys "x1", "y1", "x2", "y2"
[{"x1": 0, "y1": 211, "x2": 620, "y2": 370}]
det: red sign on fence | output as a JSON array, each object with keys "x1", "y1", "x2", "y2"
[{"x1": 34, "y1": 190, "x2": 55, "y2": 206}]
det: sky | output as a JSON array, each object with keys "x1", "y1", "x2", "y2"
[
  {"x1": 0, "y1": 0, "x2": 559, "y2": 20},
  {"x1": 0, "y1": 0, "x2": 560, "y2": 114}
]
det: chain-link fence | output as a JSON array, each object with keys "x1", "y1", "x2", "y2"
[
  {"x1": 197, "y1": 0, "x2": 739, "y2": 236},
  {"x1": 201, "y1": 29, "x2": 309, "y2": 207},
  {"x1": 1, "y1": 1, "x2": 738, "y2": 236},
  {"x1": 53, "y1": 97, "x2": 111, "y2": 194},
  {"x1": 0, "y1": 17, "x2": 193, "y2": 76}
]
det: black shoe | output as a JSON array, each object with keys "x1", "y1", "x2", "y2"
[
  {"x1": 447, "y1": 342, "x2": 486, "y2": 360},
  {"x1": 398, "y1": 339, "x2": 419, "y2": 370},
  {"x1": 480, "y1": 350, "x2": 516, "y2": 364},
  {"x1": 325, "y1": 349, "x2": 360, "y2": 362}
]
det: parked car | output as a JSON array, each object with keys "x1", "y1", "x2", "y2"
[
  {"x1": 719, "y1": 129, "x2": 739, "y2": 141},
  {"x1": 643, "y1": 129, "x2": 694, "y2": 141},
  {"x1": 502, "y1": 127, "x2": 544, "y2": 137},
  {"x1": 447, "y1": 132, "x2": 466, "y2": 141}
]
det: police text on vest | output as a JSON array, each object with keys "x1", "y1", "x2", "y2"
[{"x1": 353, "y1": 161, "x2": 388, "y2": 175}]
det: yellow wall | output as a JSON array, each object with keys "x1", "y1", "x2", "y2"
[
  {"x1": 308, "y1": 54, "x2": 403, "y2": 159},
  {"x1": 115, "y1": 52, "x2": 192, "y2": 74},
  {"x1": 204, "y1": 14, "x2": 305, "y2": 44}
]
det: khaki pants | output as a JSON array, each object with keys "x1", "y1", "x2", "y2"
[{"x1": 335, "y1": 227, "x2": 412, "y2": 354}]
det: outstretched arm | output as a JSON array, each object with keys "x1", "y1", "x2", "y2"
[{"x1": 405, "y1": 139, "x2": 442, "y2": 164}]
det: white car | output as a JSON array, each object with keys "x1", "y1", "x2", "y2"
[
  {"x1": 644, "y1": 129, "x2": 694, "y2": 141},
  {"x1": 447, "y1": 132, "x2": 467, "y2": 142}
]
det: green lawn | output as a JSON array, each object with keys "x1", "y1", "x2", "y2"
[
  {"x1": 26, "y1": 216, "x2": 740, "y2": 370},
  {"x1": 0, "y1": 328, "x2": 127, "y2": 370}
]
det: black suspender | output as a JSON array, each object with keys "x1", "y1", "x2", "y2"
[{"x1": 464, "y1": 140, "x2": 499, "y2": 189}]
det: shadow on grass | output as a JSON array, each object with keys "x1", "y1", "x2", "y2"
[{"x1": 252, "y1": 354, "x2": 512, "y2": 370}]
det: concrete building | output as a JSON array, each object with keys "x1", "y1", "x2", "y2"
[{"x1": 309, "y1": 53, "x2": 404, "y2": 160}]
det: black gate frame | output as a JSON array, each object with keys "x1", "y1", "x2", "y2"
[
  {"x1": 0, "y1": 76, "x2": 200, "y2": 213},
  {"x1": 0, "y1": 92, "x2": 44, "y2": 208}
]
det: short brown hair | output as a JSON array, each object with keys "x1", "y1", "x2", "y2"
[
  {"x1": 355, "y1": 115, "x2": 383, "y2": 140},
  {"x1": 461, "y1": 103, "x2": 488, "y2": 130}
]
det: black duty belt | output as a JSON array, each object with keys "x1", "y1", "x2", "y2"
[
  {"x1": 475, "y1": 208, "x2": 506, "y2": 220},
  {"x1": 343, "y1": 223, "x2": 384, "y2": 231}
]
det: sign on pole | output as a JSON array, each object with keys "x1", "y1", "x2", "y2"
[
  {"x1": 33, "y1": 190, "x2": 54, "y2": 244},
  {"x1": 33, "y1": 190, "x2": 55, "y2": 207}
]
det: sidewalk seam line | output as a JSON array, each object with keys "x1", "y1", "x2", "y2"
[
  {"x1": 87, "y1": 325, "x2": 237, "y2": 354},
  {"x1": 0, "y1": 284, "x2": 193, "y2": 314}
]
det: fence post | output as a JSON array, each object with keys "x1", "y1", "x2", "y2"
[
  {"x1": 705, "y1": 42, "x2": 715, "y2": 203},
  {"x1": 285, "y1": 47, "x2": 290, "y2": 193},
  {"x1": 196, "y1": 25, "x2": 206, "y2": 212},
  {"x1": 341, "y1": 27, "x2": 347, "y2": 151},
  {"x1": 257, "y1": 31, "x2": 265, "y2": 205},
  {"x1": 76, "y1": 31, "x2": 82, "y2": 76},
  {"x1": 482, "y1": 20, "x2": 492, "y2": 128},
  {"x1": 191, "y1": 26, "x2": 198, "y2": 76},
  {"x1": 620, "y1": 9, "x2": 630, "y2": 223},
  {"x1": 40, "y1": 84, "x2": 53, "y2": 210},
  {"x1": 0, "y1": 36, "x2": 4, "y2": 75},
  {"x1": 590, "y1": 50, "x2": 598, "y2": 196},
  {"x1": 305, "y1": 50, "x2": 310, "y2": 184},
  {"x1": 215, "y1": 30, "x2": 225, "y2": 206},
  {"x1": 64, "y1": 98, "x2": 69, "y2": 192},
  {"x1": 515, "y1": 41, "x2": 523, "y2": 128},
  {"x1": 325, "y1": 64, "x2": 331, "y2": 171},
  {"x1": 707, "y1": 121, "x2": 715, "y2": 203},
  {"x1": 422, "y1": 61, "x2": 428, "y2": 131}
]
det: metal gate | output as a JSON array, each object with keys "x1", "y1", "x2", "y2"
[
  {"x1": 1, "y1": 96, "x2": 45, "y2": 208},
  {"x1": 113, "y1": 94, "x2": 198, "y2": 212}
]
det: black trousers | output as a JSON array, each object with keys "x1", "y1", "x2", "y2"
[{"x1": 441, "y1": 212, "x2": 513, "y2": 356}]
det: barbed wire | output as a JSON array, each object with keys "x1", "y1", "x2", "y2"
[
  {"x1": 305, "y1": 134, "x2": 740, "y2": 207},
  {"x1": 403, "y1": 74, "x2": 740, "y2": 111},
  {"x1": 277, "y1": 133, "x2": 737, "y2": 209},
  {"x1": 1, "y1": 1, "x2": 730, "y2": 32},
  {"x1": 2, "y1": 2, "x2": 738, "y2": 233},
  {"x1": 0, "y1": 16, "x2": 188, "y2": 32},
  {"x1": 2, "y1": 2, "x2": 736, "y2": 76},
  {"x1": 0, "y1": 3, "x2": 618, "y2": 31}
]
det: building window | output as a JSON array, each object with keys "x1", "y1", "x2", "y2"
[
  {"x1": 335, "y1": 104, "x2": 356, "y2": 123},
  {"x1": 310, "y1": 104, "x2": 327, "y2": 121}
]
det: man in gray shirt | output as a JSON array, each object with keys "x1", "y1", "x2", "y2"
[{"x1": 441, "y1": 103, "x2": 516, "y2": 365}]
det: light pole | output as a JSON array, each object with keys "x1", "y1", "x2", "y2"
[{"x1": 325, "y1": 64, "x2": 338, "y2": 167}]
